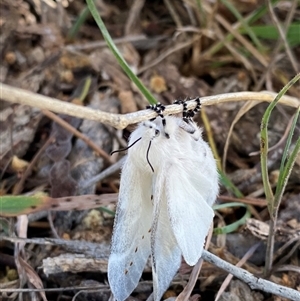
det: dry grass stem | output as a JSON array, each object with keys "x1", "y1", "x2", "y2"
[
  {"x1": 42, "y1": 110, "x2": 113, "y2": 164},
  {"x1": 1, "y1": 83, "x2": 299, "y2": 130},
  {"x1": 214, "y1": 13, "x2": 268, "y2": 68},
  {"x1": 214, "y1": 243, "x2": 260, "y2": 301},
  {"x1": 1, "y1": 236, "x2": 299, "y2": 300},
  {"x1": 223, "y1": 100, "x2": 260, "y2": 171},
  {"x1": 124, "y1": 0, "x2": 145, "y2": 35},
  {"x1": 267, "y1": 0, "x2": 298, "y2": 73}
]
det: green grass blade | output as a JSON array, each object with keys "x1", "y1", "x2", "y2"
[
  {"x1": 195, "y1": 0, "x2": 206, "y2": 26},
  {"x1": 260, "y1": 73, "x2": 300, "y2": 212},
  {"x1": 0, "y1": 218, "x2": 10, "y2": 235},
  {"x1": 203, "y1": 0, "x2": 279, "y2": 59},
  {"x1": 213, "y1": 202, "x2": 251, "y2": 234},
  {"x1": 0, "y1": 194, "x2": 48, "y2": 216},
  {"x1": 242, "y1": 23, "x2": 300, "y2": 47},
  {"x1": 98, "y1": 207, "x2": 115, "y2": 216},
  {"x1": 277, "y1": 107, "x2": 300, "y2": 187},
  {"x1": 67, "y1": 5, "x2": 91, "y2": 40},
  {"x1": 275, "y1": 133, "x2": 300, "y2": 205},
  {"x1": 260, "y1": 122, "x2": 274, "y2": 212},
  {"x1": 262, "y1": 75, "x2": 300, "y2": 276},
  {"x1": 247, "y1": 0, "x2": 279, "y2": 24},
  {"x1": 85, "y1": 0, "x2": 157, "y2": 105},
  {"x1": 78, "y1": 76, "x2": 92, "y2": 102},
  {"x1": 219, "y1": 169, "x2": 244, "y2": 198}
]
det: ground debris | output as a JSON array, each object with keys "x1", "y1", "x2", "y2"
[{"x1": 1, "y1": 0, "x2": 299, "y2": 300}]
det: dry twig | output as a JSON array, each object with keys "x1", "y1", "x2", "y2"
[
  {"x1": 2, "y1": 237, "x2": 300, "y2": 300},
  {"x1": 201, "y1": 250, "x2": 300, "y2": 300},
  {"x1": 1, "y1": 83, "x2": 299, "y2": 130}
]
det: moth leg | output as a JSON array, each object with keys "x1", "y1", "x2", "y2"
[
  {"x1": 174, "y1": 98, "x2": 202, "y2": 140},
  {"x1": 147, "y1": 103, "x2": 165, "y2": 119},
  {"x1": 173, "y1": 98, "x2": 185, "y2": 118},
  {"x1": 146, "y1": 103, "x2": 170, "y2": 138},
  {"x1": 174, "y1": 97, "x2": 201, "y2": 123},
  {"x1": 174, "y1": 98, "x2": 189, "y2": 123},
  {"x1": 185, "y1": 97, "x2": 201, "y2": 120}
]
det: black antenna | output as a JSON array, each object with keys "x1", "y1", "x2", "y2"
[
  {"x1": 146, "y1": 141, "x2": 154, "y2": 172},
  {"x1": 110, "y1": 137, "x2": 142, "y2": 155}
]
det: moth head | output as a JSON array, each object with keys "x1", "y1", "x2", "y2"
[
  {"x1": 126, "y1": 119, "x2": 169, "y2": 173},
  {"x1": 141, "y1": 120, "x2": 161, "y2": 140}
]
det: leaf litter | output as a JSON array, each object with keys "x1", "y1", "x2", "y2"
[{"x1": 0, "y1": 0, "x2": 299, "y2": 300}]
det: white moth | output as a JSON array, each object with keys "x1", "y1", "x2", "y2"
[{"x1": 108, "y1": 115, "x2": 219, "y2": 301}]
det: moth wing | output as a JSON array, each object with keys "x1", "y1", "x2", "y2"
[
  {"x1": 166, "y1": 163, "x2": 214, "y2": 266},
  {"x1": 190, "y1": 139, "x2": 219, "y2": 206},
  {"x1": 108, "y1": 158, "x2": 152, "y2": 301},
  {"x1": 151, "y1": 173, "x2": 182, "y2": 301},
  {"x1": 177, "y1": 123, "x2": 219, "y2": 207}
]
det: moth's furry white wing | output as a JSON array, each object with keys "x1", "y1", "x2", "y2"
[
  {"x1": 176, "y1": 121, "x2": 219, "y2": 207},
  {"x1": 108, "y1": 158, "x2": 152, "y2": 301},
  {"x1": 151, "y1": 172, "x2": 182, "y2": 301},
  {"x1": 190, "y1": 139, "x2": 219, "y2": 206},
  {"x1": 166, "y1": 163, "x2": 215, "y2": 266}
]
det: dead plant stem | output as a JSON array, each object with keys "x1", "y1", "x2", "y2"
[
  {"x1": 201, "y1": 250, "x2": 300, "y2": 300},
  {"x1": 267, "y1": 0, "x2": 298, "y2": 73},
  {"x1": 1, "y1": 83, "x2": 299, "y2": 130},
  {"x1": 2, "y1": 237, "x2": 300, "y2": 299},
  {"x1": 264, "y1": 212, "x2": 277, "y2": 276}
]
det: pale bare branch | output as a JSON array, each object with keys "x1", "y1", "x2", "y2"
[
  {"x1": 202, "y1": 250, "x2": 300, "y2": 300},
  {"x1": 1, "y1": 83, "x2": 299, "y2": 130},
  {"x1": 1, "y1": 236, "x2": 299, "y2": 299}
]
